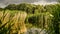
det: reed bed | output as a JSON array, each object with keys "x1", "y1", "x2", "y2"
[{"x1": 0, "y1": 11, "x2": 27, "y2": 34}]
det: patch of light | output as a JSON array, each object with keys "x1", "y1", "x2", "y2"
[
  {"x1": 0, "y1": 3, "x2": 6, "y2": 8},
  {"x1": 31, "y1": 1, "x2": 58, "y2": 5}
]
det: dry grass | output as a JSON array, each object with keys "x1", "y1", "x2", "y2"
[{"x1": 0, "y1": 11, "x2": 27, "y2": 34}]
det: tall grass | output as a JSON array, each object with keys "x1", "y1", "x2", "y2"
[{"x1": 0, "y1": 10, "x2": 27, "y2": 34}]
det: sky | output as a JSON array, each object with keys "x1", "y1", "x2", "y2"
[{"x1": 0, "y1": 0, "x2": 58, "y2": 8}]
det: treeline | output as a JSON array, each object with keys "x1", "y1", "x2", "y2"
[
  {"x1": 4, "y1": 3, "x2": 43, "y2": 14},
  {"x1": 0, "y1": 3, "x2": 60, "y2": 14},
  {"x1": 0, "y1": 3, "x2": 46, "y2": 14}
]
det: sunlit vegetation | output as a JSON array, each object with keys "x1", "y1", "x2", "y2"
[{"x1": 0, "y1": 3, "x2": 60, "y2": 34}]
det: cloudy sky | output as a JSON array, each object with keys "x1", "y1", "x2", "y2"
[{"x1": 0, "y1": 0, "x2": 58, "y2": 8}]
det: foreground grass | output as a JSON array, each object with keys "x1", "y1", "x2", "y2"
[{"x1": 0, "y1": 10, "x2": 27, "y2": 34}]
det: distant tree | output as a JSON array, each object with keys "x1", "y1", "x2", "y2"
[
  {"x1": 5, "y1": 4, "x2": 16, "y2": 10},
  {"x1": 58, "y1": 0, "x2": 60, "y2": 3},
  {"x1": 0, "y1": 8, "x2": 3, "y2": 11},
  {"x1": 17, "y1": 3, "x2": 27, "y2": 10}
]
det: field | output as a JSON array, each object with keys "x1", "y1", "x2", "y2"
[{"x1": 0, "y1": 3, "x2": 60, "y2": 34}]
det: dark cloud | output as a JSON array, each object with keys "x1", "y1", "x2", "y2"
[{"x1": 0, "y1": 0, "x2": 5, "y2": 3}]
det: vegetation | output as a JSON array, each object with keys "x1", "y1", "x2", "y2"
[{"x1": 0, "y1": 3, "x2": 60, "y2": 34}]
